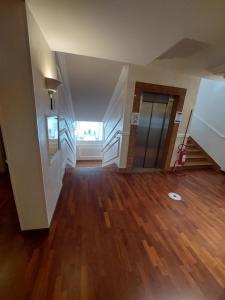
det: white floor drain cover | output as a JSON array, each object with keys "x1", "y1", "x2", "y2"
[{"x1": 168, "y1": 192, "x2": 182, "y2": 201}]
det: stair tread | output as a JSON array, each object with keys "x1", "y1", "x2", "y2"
[
  {"x1": 185, "y1": 161, "x2": 214, "y2": 166},
  {"x1": 186, "y1": 149, "x2": 202, "y2": 153},
  {"x1": 184, "y1": 136, "x2": 216, "y2": 169},
  {"x1": 186, "y1": 154, "x2": 207, "y2": 159}
]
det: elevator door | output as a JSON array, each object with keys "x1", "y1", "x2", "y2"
[{"x1": 133, "y1": 93, "x2": 173, "y2": 169}]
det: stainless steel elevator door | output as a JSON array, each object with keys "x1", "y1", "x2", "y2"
[
  {"x1": 133, "y1": 94, "x2": 173, "y2": 169},
  {"x1": 144, "y1": 102, "x2": 167, "y2": 168},
  {"x1": 133, "y1": 100, "x2": 153, "y2": 168}
]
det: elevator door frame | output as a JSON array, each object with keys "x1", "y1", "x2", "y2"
[{"x1": 126, "y1": 82, "x2": 186, "y2": 171}]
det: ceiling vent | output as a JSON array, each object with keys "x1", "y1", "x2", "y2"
[{"x1": 157, "y1": 38, "x2": 210, "y2": 60}]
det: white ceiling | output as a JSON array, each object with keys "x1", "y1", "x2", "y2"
[
  {"x1": 27, "y1": 0, "x2": 225, "y2": 65},
  {"x1": 58, "y1": 53, "x2": 122, "y2": 121},
  {"x1": 27, "y1": 0, "x2": 225, "y2": 121},
  {"x1": 149, "y1": 41, "x2": 225, "y2": 79}
]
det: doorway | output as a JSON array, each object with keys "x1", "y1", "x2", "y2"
[{"x1": 133, "y1": 93, "x2": 173, "y2": 169}]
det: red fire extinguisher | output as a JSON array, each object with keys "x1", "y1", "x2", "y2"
[
  {"x1": 178, "y1": 148, "x2": 186, "y2": 165},
  {"x1": 172, "y1": 110, "x2": 193, "y2": 175}
]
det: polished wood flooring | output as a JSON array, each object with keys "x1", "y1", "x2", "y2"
[
  {"x1": 76, "y1": 160, "x2": 102, "y2": 168},
  {"x1": 1, "y1": 169, "x2": 225, "y2": 299}
]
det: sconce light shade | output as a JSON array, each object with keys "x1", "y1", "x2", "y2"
[{"x1": 45, "y1": 77, "x2": 62, "y2": 94}]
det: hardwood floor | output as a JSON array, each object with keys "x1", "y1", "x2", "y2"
[
  {"x1": 1, "y1": 168, "x2": 225, "y2": 299},
  {"x1": 76, "y1": 160, "x2": 102, "y2": 168}
]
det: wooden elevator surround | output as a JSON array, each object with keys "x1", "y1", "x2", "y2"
[{"x1": 126, "y1": 82, "x2": 186, "y2": 171}]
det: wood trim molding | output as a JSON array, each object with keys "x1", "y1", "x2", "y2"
[{"x1": 126, "y1": 82, "x2": 186, "y2": 171}]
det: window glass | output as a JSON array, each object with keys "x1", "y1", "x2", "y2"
[{"x1": 75, "y1": 121, "x2": 103, "y2": 141}]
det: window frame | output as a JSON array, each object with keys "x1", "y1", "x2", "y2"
[{"x1": 75, "y1": 121, "x2": 104, "y2": 142}]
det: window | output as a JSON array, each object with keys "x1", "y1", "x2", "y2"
[{"x1": 75, "y1": 121, "x2": 103, "y2": 141}]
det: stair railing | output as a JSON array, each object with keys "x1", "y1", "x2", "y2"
[{"x1": 101, "y1": 130, "x2": 124, "y2": 153}]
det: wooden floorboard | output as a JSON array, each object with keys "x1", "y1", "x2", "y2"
[
  {"x1": 1, "y1": 169, "x2": 225, "y2": 299},
  {"x1": 76, "y1": 160, "x2": 102, "y2": 168}
]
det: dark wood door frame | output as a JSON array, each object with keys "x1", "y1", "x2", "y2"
[{"x1": 126, "y1": 82, "x2": 186, "y2": 171}]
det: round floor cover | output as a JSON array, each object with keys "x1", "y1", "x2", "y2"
[{"x1": 168, "y1": 192, "x2": 182, "y2": 201}]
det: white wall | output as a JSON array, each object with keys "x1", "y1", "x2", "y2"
[
  {"x1": 190, "y1": 78, "x2": 225, "y2": 170},
  {"x1": 26, "y1": 7, "x2": 76, "y2": 224},
  {"x1": 120, "y1": 63, "x2": 201, "y2": 168},
  {"x1": 0, "y1": 1, "x2": 48, "y2": 230},
  {"x1": 0, "y1": 2, "x2": 75, "y2": 230},
  {"x1": 76, "y1": 141, "x2": 103, "y2": 161},
  {"x1": 102, "y1": 66, "x2": 129, "y2": 167}
]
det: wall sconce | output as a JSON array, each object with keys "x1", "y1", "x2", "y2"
[{"x1": 45, "y1": 77, "x2": 62, "y2": 110}]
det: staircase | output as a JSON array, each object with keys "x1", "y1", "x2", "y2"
[{"x1": 184, "y1": 137, "x2": 218, "y2": 170}]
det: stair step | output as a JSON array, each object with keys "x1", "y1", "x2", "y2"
[
  {"x1": 186, "y1": 149, "x2": 202, "y2": 154},
  {"x1": 186, "y1": 154, "x2": 207, "y2": 159},
  {"x1": 186, "y1": 140, "x2": 194, "y2": 144},
  {"x1": 184, "y1": 136, "x2": 217, "y2": 170},
  {"x1": 186, "y1": 143, "x2": 197, "y2": 148},
  {"x1": 184, "y1": 161, "x2": 214, "y2": 167}
]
